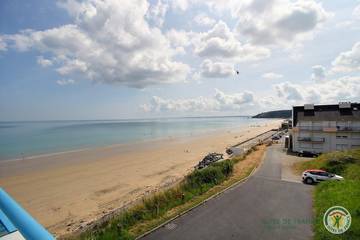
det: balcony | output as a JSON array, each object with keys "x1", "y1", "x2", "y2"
[
  {"x1": 298, "y1": 126, "x2": 323, "y2": 131},
  {"x1": 294, "y1": 126, "x2": 360, "y2": 133},
  {"x1": 297, "y1": 137, "x2": 325, "y2": 143},
  {"x1": 336, "y1": 126, "x2": 360, "y2": 132}
]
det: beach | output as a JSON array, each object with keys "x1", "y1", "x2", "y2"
[{"x1": 0, "y1": 120, "x2": 280, "y2": 237}]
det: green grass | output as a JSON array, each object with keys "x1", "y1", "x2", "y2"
[
  {"x1": 314, "y1": 181, "x2": 360, "y2": 240},
  {"x1": 295, "y1": 148, "x2": 360, "y2": 240},
  {"x1": 72, "y1": 160, "x2": 235, "y2": 240}
]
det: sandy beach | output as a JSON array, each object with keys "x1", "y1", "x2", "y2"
[{"x1": 0, "y1": 120, "x2": 280, "y2": 237}]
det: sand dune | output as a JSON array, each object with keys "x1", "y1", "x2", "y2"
[{"x1": 0, "y1": 120, "x2": 280, "y2": 237}]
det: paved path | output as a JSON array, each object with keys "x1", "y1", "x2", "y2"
[
  {"x1": 230, "y1": 130, "x2": 277, "y2": 156},
  {"x1": 142, "y1": 144, "x2": 314, "y2": 240}
]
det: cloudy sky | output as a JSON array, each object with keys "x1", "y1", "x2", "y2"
[{"x1": 0, "y1": 0, "x2": 359, "y2": 121}]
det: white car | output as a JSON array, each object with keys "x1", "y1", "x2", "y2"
[{"x1": 302, "y1": 169, "x2": 344, "y2": 184}]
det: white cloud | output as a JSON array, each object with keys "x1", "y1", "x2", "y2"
[
  {"x1": 56, "y1": 79, "x2": 75, "y2": 86},
  {"x1": 141, "y1": 88, "x2": 255, "y2": 112},
  {"x1": 141, "y1": 74, "x2": 360, "y2": 113},
  {"x1": 2, "y1": 0, "x2": 190, "y2": 88},
  {"x1": 275, "y1": 81, "x2": 304, "y2": 101},
  {"x1": 274, "y1": 76, "x2": 360, "y2": 105},
  {"x1": 194, "y1": 21, "x2": 270, "y2": 61},
  {"x1": 0, "y1": 36, "x2": 7, "y2": 51},
  {"x1": 234, "y1": 0, "x2": 330, "y2": 46},
  {"x1": 37, "y1": 56, "x2": 53, "y2": 67},
  {"x1": 171, "y1": 0, "x2": 189, "y2": 11},
  {"x1": 353, "y1": 4, "x2": 360, "y2": 19},
  {"x1": 166, "y1": 29, "x2": 190, "y2": 47},
  {"x1": 193, "y1": 13, "x2": 216, "y2": 27},
  {"x1": 56, "y1": 58, "x2": 87, "y2": 75},
  {"x1": 146, "y1": 0, "x2": 168, "y2": 27},
  {"x1": 311, "y1": 65, "x2": 326, "y2": 82},
  {"x1": 200, "y1": 59, "x2": 234, "y2": 78},
  {"x1": 335, "y1": 21, "x2": 354, "y2": 29},
  {"x1": 214, "y1": 88, "x2": 255, "y2": 110},
  {"x1": 262, "y1": 72, "x2": 283, "y2": 79},
  {"x1": 142, "y1": 95, "x2": 215, "y2": 112},
  {"x1": 166, "y1": 29, "x2": 191, "y2": 55},
  {"x1": 191, "y1": 72, "x2": 202, "y2": 84},
  {"x1": 331, "y1": 41, "x2": 360, "y2": 73}
]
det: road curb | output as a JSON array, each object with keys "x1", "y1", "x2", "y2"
[{"x1": 136, "y1": 151, "x2": 266, "y2": 240}]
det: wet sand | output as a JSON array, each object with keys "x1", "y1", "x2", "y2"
[{"x1": 0, "y1": 120, "x2": 281, "y2": 237}]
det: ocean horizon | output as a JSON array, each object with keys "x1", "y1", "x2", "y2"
[{"x1": 0, "y1": 116, "x2": 274, "y2": 161}]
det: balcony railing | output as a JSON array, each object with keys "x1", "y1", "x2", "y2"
[
  {"x1": 297, "y1": 137, "x2": 325, "y2": 143},
  {"x1": 298, "y1": 126, "x2": 323, "y2": 131},
  {"x1": 336, "y1": 126, "x2": 360, "y2": 132},
  {"x1": 295, "y1": 126, "x2": 360, "y2": 132}
]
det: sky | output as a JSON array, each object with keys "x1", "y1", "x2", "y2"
[{"x1": 0, "y1": 0, "x2": 359, "y2": 121}]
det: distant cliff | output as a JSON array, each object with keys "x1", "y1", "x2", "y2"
[{"x1": 252, "y1": 110, "x2": 291, "y2": 119}]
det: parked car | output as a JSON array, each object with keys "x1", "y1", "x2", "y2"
[
  {"x1": 271, "y1": 135, "x2": 280, "y2": 140},
  {"x1": 298, "y1": 151, "x2": 319, "y2": 157},
  {"x1": 302, "y1": 169, "x2": 344, "y2": 184}
]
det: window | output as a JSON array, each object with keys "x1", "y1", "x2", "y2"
[
  {"x1": 336, "y1": 135, "x2": 348, "y2": 139},
  {"x1": 336, "y1": 144, "x2": 349, "y2": 151}
]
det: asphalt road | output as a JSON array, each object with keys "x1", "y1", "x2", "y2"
[{"x1": 142, "y1": 144, "x2": 314, "y2": 240}]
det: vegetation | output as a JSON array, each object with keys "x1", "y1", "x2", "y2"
[
  {"x1": 294, "y1": 148, "x2": 360, "y2": 240},
  {"x1": 74, "y1": 160, "x2": 235, "y2": 240},
  {"x1": 252, "y1": 110, "x2": 291, "y2": 119},
  {"x1": 68, "y1": 144, "x2": 265, "y2": 240},
  {"x1": 65, "y1": 143, "x2": 267, "y2": 240}
]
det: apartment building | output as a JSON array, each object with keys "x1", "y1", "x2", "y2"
[{"x1": 292, "y1": 102, "x2": 360, "y2": 154}]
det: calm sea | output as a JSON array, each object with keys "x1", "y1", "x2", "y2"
[{"x1": 0, "y1": 116, "x2": 273, "y2": 160}]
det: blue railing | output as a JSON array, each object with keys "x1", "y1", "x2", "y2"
[{"x1": 0, "y1": 188, "x2": 55, "y2": 240}]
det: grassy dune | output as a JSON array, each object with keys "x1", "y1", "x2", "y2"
[{"x1": 294, "y1": 148, "x2": 360, "y2": 240}]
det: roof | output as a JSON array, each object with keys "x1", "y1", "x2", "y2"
[{"x1": 293, "y1": 103, "x2": 360, "y2": 126}]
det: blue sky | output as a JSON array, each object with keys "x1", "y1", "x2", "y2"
[{"x1": 0, "y1": 0, "x2": 359, "y2": 121}]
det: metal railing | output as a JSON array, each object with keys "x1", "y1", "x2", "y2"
[
  {"x1": 0, "y1": 188, "x2": 55, "y2": 240},
  {"x1": 336, "y1": 126, "x2": 360, "y2": 132},
  {"x1": 297, "y1": 137, "x2": 325, "y2": 143},
  {"x1": 298, "y1": 126, "x2": 323, "y2": 131},
  {"x1": 296, "y1": 126, "x2": 360, "y2": 132}
]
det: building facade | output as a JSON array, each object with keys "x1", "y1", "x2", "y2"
[{"x1": 292, "y1": 102, "x2": 360, "y2": 154}]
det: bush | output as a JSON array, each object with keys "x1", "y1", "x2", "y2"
[{"x1": 185, "y1": 161, "x2": 233, "y2": 189}]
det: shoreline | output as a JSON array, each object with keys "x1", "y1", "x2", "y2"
[
  {"x1": 0, "y1": 121, "x2": 269, "y2": 162},
  {"x1": 0, "y1": 120, "x2": 281, "y2": 237}
]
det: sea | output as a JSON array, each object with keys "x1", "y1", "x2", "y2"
[{"x1": 0, "y1": 116, "x2": 274, "y2": 160}]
